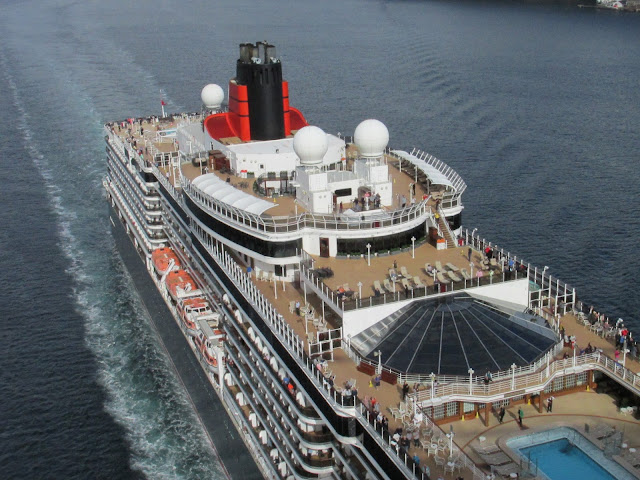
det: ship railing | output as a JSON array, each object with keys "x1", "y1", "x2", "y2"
[
  {"x1": 419, "y1": 410, "x2": 488, "y2": 480},
  {"x1": 192, "y1": 229, "x2": 362, "y2": 410},
  {"x1": 219, "y1": 389, "x2": 280, "y2": 480},
  {"x1": 149, "y1": 162, "x2": 180, "y2": 199},
  {"x1": 436, "y1": 204, "x2": 456, "y2": 247},
  {"x1": 461, "y1": 227, "x2": 577, "y2": 321},
  {"x1": 357, "y1": 403, "x2": 433, "y2": 479},
  {"x1": 182, "y1": 177, "x2": 429, "y2": 235},
  {"x1": 384, "y1": 148, "x2": 466, "y2": 204},
  {"x1": 406, "y1": 147, "x2": 467, "y2": 195},
  {"x1": 408, "y1": 350, "x2": 640, "y2": 407},
  {"x1": 314, "y1": 264, "x2": 531, "y2": 314}
]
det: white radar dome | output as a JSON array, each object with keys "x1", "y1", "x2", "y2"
[
  {"x1": 354, "y1": 119, "x2": 389, "y2": 158},
  {"x1": 201, "y1": 84, "x2": 224, "y2": 109},
  {"x1": 293, "y1": 126, "x2": 329, "y2": 165}
]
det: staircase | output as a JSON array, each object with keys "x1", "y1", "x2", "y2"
[{"x1": 435, "y1": 207, "x2": 456, "y2": 248}]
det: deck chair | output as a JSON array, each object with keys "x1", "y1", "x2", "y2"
[
  {"x1": 373, "y1": 280, "x2": 383, "y2": 295},
  {"x1": 490, "y1": 258, "x2": 498, "y2": 267},
  {"x1": 413, "y1": 276, "x2": 425, "y2": 288},
  {"x1": 400, "y1": 266, "x2": 410, "y2": 278},
  {"x1": 434, "y1": 455, "x2": 446, "y2": 467},
  {"x1": 424, "y1": 263, "x2": 433, "y2": 274},
  {"x1": 384, "y1": 279, "x2": 394, "y2": 292},
  {"x1": 479, "y1": 451, "x2": 511, "y2": 466},
  {"x1": 289, "y1": 301, "x2": 296, "y2": 313},
  {"x1": 446, "y1": 262, "x2": 459, "y2": 272},
  {"x1": 447, "y1": 271, "x2": 462, "y2": 282},
  {"x1": 435, "y1": 261, "x2": 444, "y2": 271},
  {"x1": 461, "y1": 268, "x2": 472, "y2": 280},
  {"x1": 437, "y1": 272, "x2": 448, "y2": 284},
  {"x1": 491, "y1": 462, "x2": 519, "y2": 477},
  {"x1": 401, "y1": 278, "x2": 413, "y2": 291}
]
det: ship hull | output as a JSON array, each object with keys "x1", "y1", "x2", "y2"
[{"x1": 109, "y1": 203, "x2": 263, "y2": 480}]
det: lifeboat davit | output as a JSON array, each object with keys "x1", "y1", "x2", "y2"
[
  {"x1": 152, "y1": 247, "x2": 180, "y2": 275},
  {"x1": 178, "y1": 297, "x2": 215, "y2": 336},
  {"x1": 194, "y1": 324, "x2": 225, "y2": 373}
]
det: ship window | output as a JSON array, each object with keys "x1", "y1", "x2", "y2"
[
  {"x1": 446, "y1": 212, "x2": 462, "y2": 231},
  {"x1": 184, "y1": 195, "x2": 301, "y2": 258},
  {"x1": 334, "y1": 188, "x2": 352, "y2": 197},
  {"x1": 337, "y1": 222, "x2": 426, "y2": 255}
]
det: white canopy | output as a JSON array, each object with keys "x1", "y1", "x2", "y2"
[
  {"x1": 392, "y1": 150, "x2": 454, "y2": 189},
  {"x1": 192, "y1": 173, "x2": 276, "y2": 215}
]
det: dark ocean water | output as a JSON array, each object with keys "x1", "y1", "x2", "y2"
[{"x1": 0, "y1": 0, "x2": 638, "y2": 478}]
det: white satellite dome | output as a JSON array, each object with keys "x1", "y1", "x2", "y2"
[
  {"x1": 354, "y1": 119, "x2": 389, "y2": 158},
  {"x1": 293, "y1": 126, "x2": 328, "y2": 165},
  {"x1": 201, "y1": 84, "x2": 224, "y2": 109}
]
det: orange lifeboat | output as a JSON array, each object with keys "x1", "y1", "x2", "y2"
[
  {"x1": 165, "y1": 269, "x2": 197, "y2": 301},
  {"x1": 152, "y1": 247, "x2": 180, "y2": 275}
]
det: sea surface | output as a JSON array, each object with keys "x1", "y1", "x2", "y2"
[{"x1": 0, "y1": 0, "x2": 638, "y2": 478}]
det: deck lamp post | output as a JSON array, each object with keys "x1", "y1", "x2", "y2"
[
  {"x1": 357, "y1": 281, "x2": 362, "y2": 304},
  {"x1": 446, "y1": 426, "x2": 454, "y2": 458},
  {"x1": 411, "y1": 236, "x2": 416, "y2": 259},
  {"x1": 430, "y1": 372, "x2": 436, "y2": 399},
  {"x1": 471, "y1": 228, "x2": 477, "y2": 247},
  {"x1": 367, "y1": 243, "x2": 372, "y2": 266},
  {"x1": 542, "y1": 266, "x2": 549, "y2": 289},
  {"x1": 623, "y1": 339, "x2": 630, "y2": 367},
  {"x1": 470, "y1": 262, "x2": 474, "y2": 278},
  {"x1": 468, "y1": 368, "x2": 474, "y2": 395},
  {"x1": 273, "y1": 275, "x2": 277, "y2": 300},
  {"x1": 511, "y1": 363, "x2": 517, "y2": 390},
  {"x1": 374, "y1": 350, "x2": 382, "y2": 375}
]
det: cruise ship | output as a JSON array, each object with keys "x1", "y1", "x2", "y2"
[{"x1": 104, "y1": 42, "x2": 640, "y2": 480}]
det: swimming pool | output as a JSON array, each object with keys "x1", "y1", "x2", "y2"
[{"x1": 506, "y1": 427, "x2": 634, "y2": 480}]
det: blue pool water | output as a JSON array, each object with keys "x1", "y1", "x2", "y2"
[{"x1": 522, "y1": 438, "x2": 615, "y2": 480}]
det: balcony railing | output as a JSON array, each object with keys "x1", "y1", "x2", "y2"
[{"x1": 183, "y1": 177, "x2": 429, "y2": 235}]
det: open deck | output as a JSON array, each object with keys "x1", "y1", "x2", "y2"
[{"x1": 108, "y1": 115, "x2": 440, "y2": 220}]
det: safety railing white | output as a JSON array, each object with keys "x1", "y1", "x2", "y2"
[
  {"x1": 461, "y1": 227, "x2": 577, "y2": 318},
  {"x1": 182, "y1": 176, "x2": 429, "y2": 235},
  {"x1": 411, "y1": 349, "x2": 640, "y2": 407}
]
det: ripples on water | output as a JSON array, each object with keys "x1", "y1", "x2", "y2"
[{"x1": 0, "y1": 0, "x2": 638, "y2": 478}]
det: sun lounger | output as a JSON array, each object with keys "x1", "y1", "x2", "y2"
[
  {"x1": 490, "y1": 258, "x2": 498, "y2": 267},
  {"x1": 400, "y1": 266, "x2": 410, "y2": 278},
  {"x1": 435, "y1": 261, "x2": 444, "y2": 271},
  {"x1": 413, "y1": 276, "x2": 425, "y2": 288},
  {"x1": 446, "y1": 262, "x2": 459, "y2": 272},
  {"x1": 424, "y1": 263, "x2": 433, "y2": 274},
  {"x1": 401, "y1": 278, "x2": 412, "y2": 291},
  {"x1": 479, "y1": 451, "x2": 512, "y2": 466},
  {"x1": 591, "y1": 424, "x2": 616, "y2": 440},
  {"x1": 373, "y1": 280, "x2": 383, "y2": 295},
  {"x1": 491, "y1": 462, "x2": 519, "y2": 477},
  {"x1": 475, "y1": 444, "x2": 501, "y2": 455},
  {"x1": 447, "y1": 271, "x2": 462, "y2": 282},
  {"x1": 384, "y1": 279, "x2": 394, "y2": 293},
  {"x1": 461, "y1": 268, "x2": 472, "y2": 280},
  {"x1": 437, "y1": 272, "x2": 449, "y2": 284}
]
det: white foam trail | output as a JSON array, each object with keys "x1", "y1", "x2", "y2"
[{"x1": 0, "y1": 30, "x2": 220, "y2": 480}]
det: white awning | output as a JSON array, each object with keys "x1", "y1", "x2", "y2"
[
  {"x1": 392, "y1": 150, "x2": 453, "y2": 188},
  {"x1": 192, "y1": 173, "x2": 276, "y2": 215}
]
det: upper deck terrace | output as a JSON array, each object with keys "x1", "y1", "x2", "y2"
[{"x1": 106, "y1": 116, "x2": 462, "y2": 239}]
